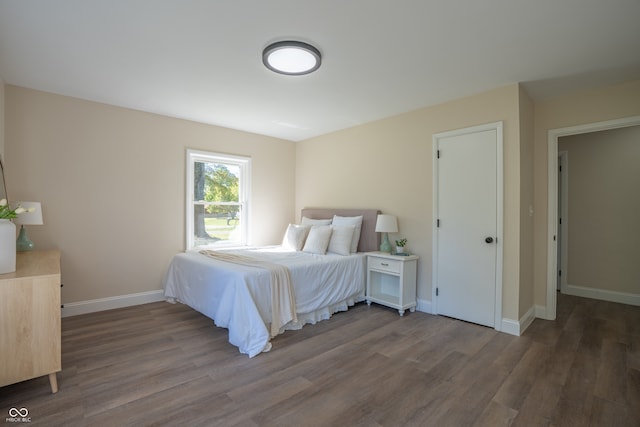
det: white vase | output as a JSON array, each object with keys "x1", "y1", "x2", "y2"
[
  {"x1": 0, "y1": 219, "x2": 17, "y2": 274},
  {"x1": 396, "y1": 246, "x2": 405, "y2": 254}
]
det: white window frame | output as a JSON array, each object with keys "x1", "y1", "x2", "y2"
[{"x1": 186, "y1": 149, "x2": 251, "y2": 250}]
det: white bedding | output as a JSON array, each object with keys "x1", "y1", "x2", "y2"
[{"x1": 163, "y1": 246, "x2": 366, "y2": 357}]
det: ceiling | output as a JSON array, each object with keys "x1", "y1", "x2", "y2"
[{"x1": 1, "y1": 1, "x2": 639, "y2": 142}]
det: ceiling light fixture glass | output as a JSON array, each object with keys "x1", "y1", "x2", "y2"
[{"x1": 262, "y1": 41, "x2": 321, "y2": 75}]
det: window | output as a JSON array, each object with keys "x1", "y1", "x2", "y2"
[{"x1": 186, "y1": 149, "x2": 250, "y2": 249}]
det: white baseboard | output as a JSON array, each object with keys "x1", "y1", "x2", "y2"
[
  {"x1": 532, "y1": 286, "x2": 639, "y2": 323},
  {"x1": 500, "y1": 305, "x2": 535, "y2": 336},
  {"x1": 417, "y1": 298, "x2": 532, "y2": 336},
  {"x1": 62, "y1": 290, "x2": 165, "y2": 317},
  {"x1": 518, "y1": 306, "x2": 536, "y2": 336},
  {"x1": 518, "y1": 305, "x2": 536, "y2": 334},
  {"x1": 535, "y1": 304, "x2": 551, "y2": 320},
  {"x1": 563, "y1": 283, "x2": 640, "y2": 307},
  {"x1": 500, "y1": 318, "x2": 520, "y2": 336},
  {"x1": 416, "y1": 298, "x2": 433, "y2": 314}
]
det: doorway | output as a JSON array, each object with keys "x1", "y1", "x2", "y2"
[
  {"x1": 432, "y1": 122, "x2": 503, "y2": 329},
  {"x1": 546, "y1": 115, "x2": 640, "y2": 320}
]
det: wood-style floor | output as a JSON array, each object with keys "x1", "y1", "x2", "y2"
[{"x1": 1, "y1": 293, "x2": 639, "y2": 426}]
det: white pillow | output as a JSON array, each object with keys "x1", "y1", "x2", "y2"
[
  {"x1": 302, "y1": 226, "x2": 333, "y2": 254},
  {"x1": 301, "y1": 216, "x2": 332, "y2": 227},
  {"x1": 332, "y1": 215, "x2": 363, "y2": 253},
  {"x1": 328, "y1": 225, "x2": 356, "y2": 256},
  {"x1": 281, "y1": 224, "x2": 311, "y2": 251}
]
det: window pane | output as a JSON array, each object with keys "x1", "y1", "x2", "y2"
[
  {"x1": 194, "y1": 204, "x2": 242, "y2": 247},
  {"x1": 194, "y1": 161, "x2": 240, "y2": 203},
  {"x1": 192, "y1": 159, "x2": 242, "y2": 247}
]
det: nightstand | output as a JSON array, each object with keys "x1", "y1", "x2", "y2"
[{"x1": 366, "y1": 251, "x2": 418, "y2": 316}]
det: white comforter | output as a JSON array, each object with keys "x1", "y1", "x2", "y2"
[{"x1": 163, "y1": 246, "x2": 366, "y2": 357}]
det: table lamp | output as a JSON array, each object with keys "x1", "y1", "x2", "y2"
[
  {"x1": 13, "y1": 201, "x2": 43, "y2": 252},
  {"x1": 375, "y1": 214, "x2": 398, "y2": 253}
]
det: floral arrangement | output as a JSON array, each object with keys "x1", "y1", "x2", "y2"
[
  {"x1": 0, "y1": 199, "x2": 32, "y2": 219},
  {"x1": 395, "y1": 238, "x2": 407, "y2": 247}
]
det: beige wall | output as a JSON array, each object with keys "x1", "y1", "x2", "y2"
[
  {"x1": 7, "y1": 75, "x2": 638, "y2": 321},
  {"x1": 558, "y1": 126, "x2": 640, "y2": 294},
  {"x1": 4, "y1": 86, "x2": 296, "y2": 304},
  {"x1": 533, "y1": 79, "x2": 640, "y2": 308},
  {"x1": 518, "y1": 86, "x2": 535, "y2": 316},
  {"x1": 296, "y1": 84, "x2": 525, "y2": 321}
]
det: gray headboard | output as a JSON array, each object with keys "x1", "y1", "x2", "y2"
[{"x1": 300, "y1": 208, "x2": 381, "y2": 253}]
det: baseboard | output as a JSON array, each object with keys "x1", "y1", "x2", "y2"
[
  {"x1": 418, "y1": 298, "x2": 531, "y2": 335},
  {"x1": 499, "y1": 305, "x2": 535, "y2": 336},
  {"x1": 416, "y1": 298, "x2": 433, "y2": 314},
  {"x1": 563, "y1": 283, "x2": 640, "y2": 307},
  {"x1": 535, "y1": 304, "x2": 550, "y2": 320},
  {"x1": 62, "y1": 289, "x2": 165, "y2": 317},
  {"x1": 518, "y1": 305, "x2": 536, "y2": 334},
  {"x1": 500, "y1": 318, "x2": 519, "y2": 336}
]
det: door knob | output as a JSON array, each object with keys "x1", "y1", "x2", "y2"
[{"x1": 485, "y1": 237, "x2": 494, "y2": 244}]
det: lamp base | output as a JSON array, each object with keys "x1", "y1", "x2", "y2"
[
  {"x1": 380, "y1": 232, "x2": 392, "y2": 253},
  {"x1": 16, "y1": 225, "x2": 35, "y2": 252}
]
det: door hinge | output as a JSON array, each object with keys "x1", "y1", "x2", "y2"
[
  {"x1": 554, "y1": 235, "x2": 556, "y2": 241},
  {"x1": 436, "y1": 288, "x2": 439, "y2": 296},
  {"x1": 437, "y1": 219, "x2": 440, "y2": 227},
  {"x1": 559, "y1": 218, "x2": 562, "y2": 225},
  {"x1": 559, "y1": 165, "x2": 562, "y2": 172},
  {"x1": 437, "y1": 150, "x2": 440, "y2": 159},
  {"x1": 559, "y1": 270, "x2": 562, "y2": 277}
]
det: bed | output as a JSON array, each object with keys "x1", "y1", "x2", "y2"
[{"x1": 163, "y1": 208, "x2": 381, "y2": 357}]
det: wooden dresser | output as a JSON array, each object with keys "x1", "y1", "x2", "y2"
[{"x1": 0, "y1": 250, "x2": 61, "y2": 393}]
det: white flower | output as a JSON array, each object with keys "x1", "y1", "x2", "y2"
[{"x1": 0, "y1": 200, "x2": 33, "y2": 219}]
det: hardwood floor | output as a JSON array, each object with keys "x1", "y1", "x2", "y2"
[{"x1": 1, "y1": 293, "x2": 639, "y2": 426}]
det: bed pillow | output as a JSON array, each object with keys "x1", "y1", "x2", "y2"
[
  {"x1": 281, "y1": 224, "x2": 311, "y2": 251},
  {"x1": 301, "y1": 216, "x2": 332, "y2": 227},
  {"x1": 328, "y1": 225, "x2": 356, "y2": 256},
  {"x1": 302, "y1": 226, "x2": 333, "y2": 254},
  {"x1": 332, "y1": 215, "x2": 363, "y2": 253}
]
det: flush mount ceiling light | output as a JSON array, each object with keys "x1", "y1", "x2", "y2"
[{"x1": 262, "y1": 41, "x2": 321, "y2": 75}]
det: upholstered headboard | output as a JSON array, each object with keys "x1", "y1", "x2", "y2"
[{"x1": 300, "y1": 208, "x2": 381, "y2": 253}]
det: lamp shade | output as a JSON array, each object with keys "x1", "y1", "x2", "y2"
[
  {"x1": 375, "y1": 214, "x2": 398, "y2": 233},
  {"x1": 12, "y1": 201, "x2": 43, "y2": 225}
]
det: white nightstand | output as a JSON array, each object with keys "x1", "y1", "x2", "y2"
[{"x1": 366, "y1": 251, "x2": 419, "y2": 316}]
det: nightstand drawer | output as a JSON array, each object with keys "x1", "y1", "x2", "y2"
[{"x1": 368, "y1": 257, "x2": 401, "y2": 274}]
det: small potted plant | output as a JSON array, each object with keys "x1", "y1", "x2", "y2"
[
  {"x1": 0, "y1": 199, "x2": 34, "y2": 274},
  {"x1": 395, "y1": 238, "x2": 407, "y2": 254}
]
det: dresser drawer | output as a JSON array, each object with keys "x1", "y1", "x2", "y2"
[{"x1": 368, "y1": 257, "x2": 401, "y2": 274}]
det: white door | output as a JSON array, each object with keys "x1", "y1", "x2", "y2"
[{"x1": 433, "y1": 122, "x2": 502, "y2": 328}]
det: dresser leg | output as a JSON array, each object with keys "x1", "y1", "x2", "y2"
[{"x1": 48, "y1": 372, "x2": 59, "y2": 394}]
